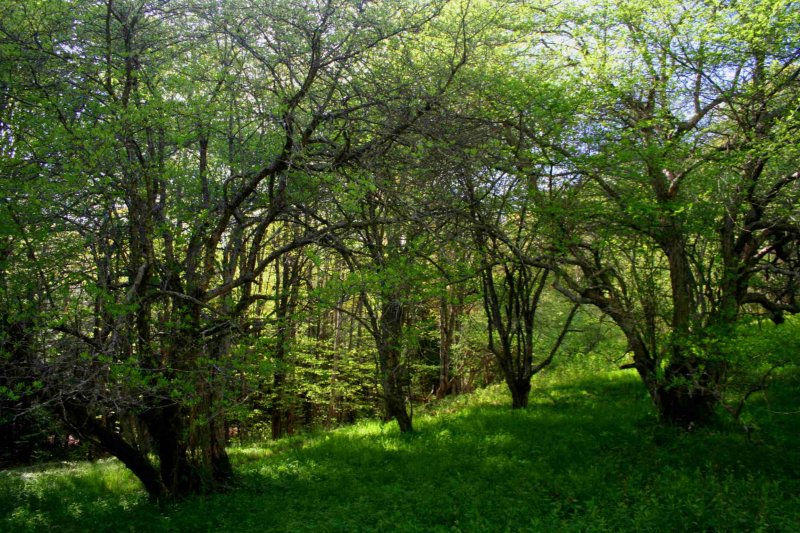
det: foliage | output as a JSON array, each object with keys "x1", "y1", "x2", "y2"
[{"x1": 0, "y1": 0, "x2": 797, "y2": 504}]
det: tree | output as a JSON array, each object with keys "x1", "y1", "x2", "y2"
[
  {"x1": 542, "y1": 0, "x2": 800, "y2": 425},
  {"x1": 0, "y1": 0, "x2": 452, "y2": 498}
]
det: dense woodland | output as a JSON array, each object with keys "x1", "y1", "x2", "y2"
[{"x1": 1, "y1": 0, "x2": 798, "y2": 503}]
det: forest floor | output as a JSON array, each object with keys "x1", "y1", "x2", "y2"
[{"x1": 2, "y1": 364, "x2": 799, "y2": 532}]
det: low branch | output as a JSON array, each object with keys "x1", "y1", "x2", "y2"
[{"x1": 532, "y1": 303, "x2": 580, "y2": 374}]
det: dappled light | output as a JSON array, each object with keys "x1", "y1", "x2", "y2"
[
  {"x1": 1, "y1": 0, "x2": 798, "y2": 528},
  {"x1": 4, "y1": 368, "x2": 799, "y2": 531}
]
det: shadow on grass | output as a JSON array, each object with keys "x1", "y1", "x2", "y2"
[
  {"x1": 181, "y1": 375, "x2": 800, "y2": 532},
  {"x1": 3, "y1": 374, "x2": 799, "y2": 532}
]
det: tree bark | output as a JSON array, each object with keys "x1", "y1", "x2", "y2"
[
  {"x1": 436, "y1": 292, "x2": 459, "y2": 399},
  {"x1": 653, "y1": 363, "x2": 717, "y2": 427},
  {"x1": 378, "y1": 298, "x2": 413, "y2": 432},
  {"x1": 508, "y1": 378, "x2": 531, "y2": 409},
  {"x1": 271, "y1": 373, "x2": 287, "y2": 440},
  {"x1": 270, "y1": 253, "x2": 302, "y2": 439},
  {"x1": 64, "y1": 402, "x2": 166, "y2": 501}
]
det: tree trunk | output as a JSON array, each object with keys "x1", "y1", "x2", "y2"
[
  {"x1": 436, "y1": 292, "x2": 459, "y2": 399},
  {"x1": 142, "y1": 392, "x2": 232, "y2": 499},
  {"x1": 138, "y1": 320, "x2": 233, "y2": 499},
  {"x1": 190, "y1": 356, "x2": 234, "y2": 488},
  {"x1": 378, "y1": 298, "x2": 413, "y2": 432},
  {"x1": 271, "y1": 372, "x2": 286, "y2": 440},
  {"x1": 627, "y1": 333, "x2": 717, "y2": 427},
  {"x1": 64, "y1": 402, "x2": 167, "y2": 501},
  {"x1": 660, "y1": 235, "x2": 720, "y2": 426},
  {"x1": 653, "y1": 386, "x2": 716, "y2": 427},
  {"x1": 329, "y1": 302, "x2": 345, "y2": 424},
  {"x1": 270, "y1": 253, "x2": 301, "y2": 439},
  {"x1": 653, "y1": 364, "x2": 717, "y2": 428},
  {"x1": 508, "y1": 378, "x2": 531, "y2": 409},
  {"x1": 386, "y1": 390, "x2": 414, "y2": 432},
  {"x1": 58, "y1": 314, "x2": 234, "y2": 500},
  {"x1": 663, "y1": 234, "x2": 695, "y2": 340}
]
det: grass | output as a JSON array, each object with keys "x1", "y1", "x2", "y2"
[{"x1": 2, "y1": 364, "x2": 799, "y2": 532}]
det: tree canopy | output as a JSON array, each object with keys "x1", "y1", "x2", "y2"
[{"x1": 1, "y1": 0, "x2": 798, "y2": 500}]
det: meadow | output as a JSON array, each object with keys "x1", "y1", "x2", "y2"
[{"x1": 2, "y1": 363, "x2": 799, "y2": 532}]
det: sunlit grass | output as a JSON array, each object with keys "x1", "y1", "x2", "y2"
[
  {"x1": 2, "y1": 364, "x2": 799, "y2": 532},
  {"x1": 0, "y1": 459, "x2": 149, "y2": 531}
]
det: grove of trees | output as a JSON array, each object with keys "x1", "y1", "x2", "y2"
[{"x1": 1, "y1": 0, "x2": 797, "y2": 501}]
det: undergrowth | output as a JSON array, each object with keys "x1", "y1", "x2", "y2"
[{"x1": 2, "y1": 363, "x2": 799, "y2": 532}]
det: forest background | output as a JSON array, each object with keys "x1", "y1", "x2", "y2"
[{"x1": 0, "y1": 0, "x2": 798, "y2": 507}]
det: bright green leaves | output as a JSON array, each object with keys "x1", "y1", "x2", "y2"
[{"x1": 723, "y1": 0, "x2": 799, "y2": 56}]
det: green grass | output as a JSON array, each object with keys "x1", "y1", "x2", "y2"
[{"x1": 2, "y1": 367, "x2": 799, "y2": 532}]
